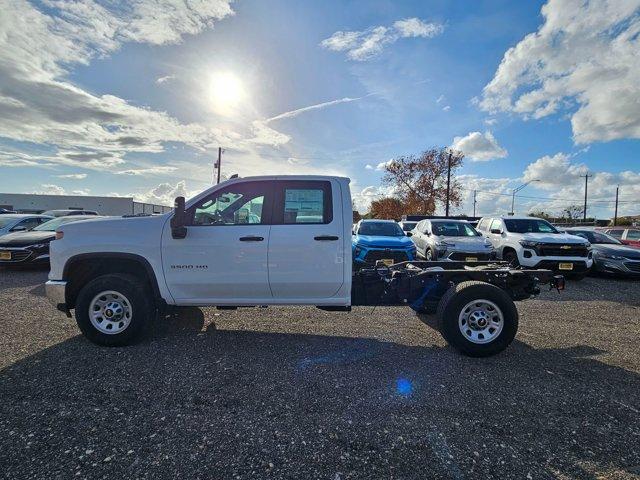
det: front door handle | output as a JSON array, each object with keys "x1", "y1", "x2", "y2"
[
  {"x1": 239, "y1": 236, "x2": 264, "y2": 242},
  {"x1": 314, "y1": 235, "x2": 339, "y2": 241}
]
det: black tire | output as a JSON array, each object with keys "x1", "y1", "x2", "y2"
[
  {"x1": 75, "y1": 274, "x2": 154, "y2": 346},
  {"x1": 502, "y1": 249, "x2": 519, "y2": 267},
  {"x1": 436, "y1": 281, "x2": 519, "y2": 357},
  {"x1": 426, "y1": 248, "x2": 435, "y2": 261}
]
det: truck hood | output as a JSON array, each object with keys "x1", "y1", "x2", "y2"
[
  {"x1": 511, "y1": 232, "x2": 589, "y2": 244},
  {"x1": 58, "y1": 214, "x2": 169, "y2": 237},
  {"x1": 353, "y1": 235, "x2": 414, "y2": 248}
]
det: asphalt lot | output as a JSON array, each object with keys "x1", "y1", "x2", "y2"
[{"x1": 1, "y1": 269, "x2": 639, "y2": 480}]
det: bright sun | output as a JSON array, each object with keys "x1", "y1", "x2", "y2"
[{"x1": 209, "y1": 72, "x2": 245, "y2": 114}]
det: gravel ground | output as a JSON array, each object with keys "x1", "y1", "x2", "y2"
[{"x1": 1, "y1": 268, "x2": 639, "y2": 479}]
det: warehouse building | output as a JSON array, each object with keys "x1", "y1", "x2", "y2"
[{"x1": 0, "y1": 193, "x2": 171, "y2": 216}]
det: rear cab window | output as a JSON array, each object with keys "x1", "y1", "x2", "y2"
[{"x1": 273, "y1": 180, "x2": 333, "y2": 225}]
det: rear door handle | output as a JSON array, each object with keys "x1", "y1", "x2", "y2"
[
  {"x1": 239, "y1": 236, "x2": 264, "y2": 242},
  {"x1": 314, "y1": 235, "x2": 339, "y2": 241}
]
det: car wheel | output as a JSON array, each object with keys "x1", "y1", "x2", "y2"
[
  {"x1": 436, "y1": 281, "x2": 519, "y2": 357},
  {"x1": 426, "y1": 248, "x2": 435, "y2": 261},
  {"x1": 502, "y1": 250, "x2": 519, "y2": 267},
  {"x1": 75, "y1": 274, "x2": 154, "y2": 346}
]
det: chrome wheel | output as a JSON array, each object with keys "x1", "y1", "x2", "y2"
[
  {"x1": 89, "y1": 290, "x2": 133, "y2": 335},
  {"x1": 458, "y1": 299, "x2": 503, "y2": 344}
]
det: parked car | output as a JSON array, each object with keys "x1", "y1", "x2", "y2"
[
  {"x1": 565, "y1": 228, "x2": 640, "y2": 277},
  {"x1": 398, "y1": 220, "x2": 418, "y2": 233},
  {"x1": 0, "y1": 208, "x2": 17, "y2": 214},
  {"x1": 476, "y1": 216, "x2": 593, "y2": 278},
  {"x1": 602, "y1": 227, "x2": 640, "y2": 248},
  {"x1": 0, "y1": 214, "x2": 53, "y2": 238},
  {"x1": 0, "y1": 216, "x2": 103, "y2": 266},
  {"x1": 352, "y1": 219, "x2": 417, "y2": 267},
  {"x1": 411, "y1": 219, "x2": 495, "y2": 261},
  {"x1": 42, "y1": 209, "x2": 99, "y2": 217}
]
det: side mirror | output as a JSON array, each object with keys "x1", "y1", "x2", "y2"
[
  {"x1": 170, "y1": 196, "x2": 188, "y2": 239},
  {"x1": 490, "y1": 228, "x2": 502, "y2": 235},
  {"x1": 11, "y1": 226, "x2": 27, "y2": 232},
  {"x1": 406, "y1": 231, "x2": 413, "y2": 237}
]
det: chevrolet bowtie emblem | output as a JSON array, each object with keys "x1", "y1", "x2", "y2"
[{"x1": 560, "y1": 245, "x2": 572, "y2": 250}]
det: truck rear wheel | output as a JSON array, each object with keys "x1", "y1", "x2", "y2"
[
  {"x1": 75, "y1": 274, "x2": 153, "y2": 346},
  {"x1": 436, "y1": 281, "x2": 518, "y2": 357}
]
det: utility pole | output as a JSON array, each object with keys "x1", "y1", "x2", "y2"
[
  {"x1": 445, "y1": 150, "x2": 452, "y2": 217},
  {"x1": 581, "y1": 173, "x2": 592, "y2": 222},
  {"x1": 614, "y1": 185, "x2": 619, "y2": 226},
  {"x1": 510, "y1": 180, "x2": 540, "y2": 215},
  {"x1": 473, "y1": 190, "x2": 477, "y2": 217},
  {"x1": 214, "y1": 147, "x2": 223, "y2": 185}
]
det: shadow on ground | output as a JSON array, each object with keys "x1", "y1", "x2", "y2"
[{"x1": 1, "y1": 305, "x2": 639, "y2": 479}]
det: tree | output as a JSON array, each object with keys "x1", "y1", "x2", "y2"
[
  {"x1": 369, "y1": 197, "x2": 405, "y2": 220},
  {"x1": 561, "y1": 205, "x2": 585, "y2": 221},
  {"x1": 528, "y1": 210, "x2": 553, "y2": 221},
  {"x1": 381, "y1": 148, "x2": 464, "y2": 215},
  {"x1": 352, "y1": 200, "x2": 362, "y2": 223}
]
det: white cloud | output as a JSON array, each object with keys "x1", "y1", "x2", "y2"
[
  {"x1": 480, "y1": 0, "x2": 640, "y2": 144},
  {"x1": 266, "y1": 97, "x2": 363, "y2": 123},
  {"x1": 365, "y1": 164, "x2": 374, "y2": 170},
  {"x1": 442, "y1": 105, "x2": 450, "y2": 112},
  {"x1": 156, "y1": 74, "x2": 176, "y2": 84},
  {"x1": 72, "y1": 189, "x2": 90, "y2": 196},
  {"x1": 521, "y1": 153, "x2": 640, "y2": 217},
  {"x1": 436, "y1": 95, "x2": 445, "y2": 104},
  {"x1": 451, "y1": 131, "x2": 507, "y2": 161},
  {"x1": 115, "y1": 166, "x2": 178, "y2": 176},
  {"x1": 375, "y1": 159, "x2": 394, "y2": 171},
  {"x1": 34, "y1": 184, "x2": 66, "y2": 195},
  {"x1": 134, "y1": 180, "x2": 189, "y2": 206},
  {"x1": 321, "y1": 17, "x2": 444, "y2": 61},
  {"x1": 56, "y1": 173, "x2": 87, "y2": 179},
  {"x1": 0, "y1": 0, "x2": 235, "y2": 172}
]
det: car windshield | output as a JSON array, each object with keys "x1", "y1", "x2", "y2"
[
  {"x1": 0, "y1": 218, "x2": 17, "y2": 228},
  {"x1": 504, "y1": 219, "x2": 558, "y2": 234},
  {"x1": 33, "y1": 216, "x2": 90, "y2": 231},
  {"x1": 431, "y1": 221, "x2": 479, "y2": 237},
  {"x1": 571, "y1": 231, "x2": 622, "y2": 245},
  {"x1": 401, "y1": 222, "x2": 417, "y2": 231},
  {"x1": 358, "y1": 222, "x2": 404, "y2": 236}
]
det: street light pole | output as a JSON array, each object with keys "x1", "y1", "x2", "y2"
[{"x1": 510, "y1": 180, "x2": 540, "y2": 215}]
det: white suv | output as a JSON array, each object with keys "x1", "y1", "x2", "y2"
[{"x1": 476, "y1": 216, "x2": 593, "y2": 278}]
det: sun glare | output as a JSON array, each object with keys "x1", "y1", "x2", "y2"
[{"x1": 210, "y1": 72, "x2": 245, "y2": 114}]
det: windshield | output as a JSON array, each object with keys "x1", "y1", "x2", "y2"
[
  {"x1": 34, "y1": 216, "x2": 91, "y2": 231},
  {"x1": 358, "y1": 222, "x2": 404, "y2": 236},
  {"x1": 0, "y1": 218, "x2": 16, "y2": 228},
  {"x1": 400, "y1": 222, "x2": 417, "y2": 231},
  {"x1": 432, "y1": 221, "x2": 479, "y2": 237},
  {"x1": 570, "y1": 230, "x2": 622, "y2": 245},
  {"x1": 504, "y1": 219, "x2": 558, "y2": 234}
]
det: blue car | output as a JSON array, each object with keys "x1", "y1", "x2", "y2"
[{"x1": 352, "y1": 219, "x2": 417, "y2": 267}]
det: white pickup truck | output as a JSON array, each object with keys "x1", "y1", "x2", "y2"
[{"x1": 46, "y1": 175, "x2": 564, "y2": 357}]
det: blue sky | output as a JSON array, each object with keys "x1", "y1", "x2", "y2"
[{"x1": 1, "y1": 0, "x2": 639, "y2": 217}]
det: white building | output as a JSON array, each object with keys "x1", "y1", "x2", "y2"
[{"x1": 0, "y1": 193, "x2": 172, "y2": 216}]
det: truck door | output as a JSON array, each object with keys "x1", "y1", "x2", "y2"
[
  {"x1": 162, "y1": 181, "x2": 274, "y2": 304},
  {"x1": 268, "y1": 180, "x2": 344, "y2": 299}
]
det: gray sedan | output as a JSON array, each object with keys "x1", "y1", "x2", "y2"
[
  {"x1": 565, "y1": 228, "x2": 640, "y2": 277},
  {"x1": 411, "y1": 219, "x2": 496, "y2": 261}
]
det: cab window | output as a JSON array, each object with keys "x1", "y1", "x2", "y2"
[
  {"x1": 490, "y1": 219, "x2": 502, "y2": 232},
  {"x1": 627, "y1": 230, "x2": 640, "y2": 240},
  {"x1": 191, "y1": 182, "x2": 270, "y2": 226},
  {"x1": 273, "y1": 181, "x2": 333, "y2": 225}
]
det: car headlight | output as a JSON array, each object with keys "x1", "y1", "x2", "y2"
[
  {"x1": 436, "y1": 241, "x2": 455, "y2": 248},
  {"x1": 597, "y1": 252, "x2": 625, "y2": 260},
  {"x1": 519, "y1": 240, "x2": 539, "y2": 249}
]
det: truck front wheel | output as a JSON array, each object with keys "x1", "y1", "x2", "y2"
[
  {"x1": 436, "y1": 281, "x2": 518, "y2": 357},
  {"x1": 75, "y1": 274, "x2": 153, "y2": 346}
]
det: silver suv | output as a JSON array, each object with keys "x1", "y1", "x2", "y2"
[{"x1": 411, "y1": 219, "x2": 495, "y2": 261}]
